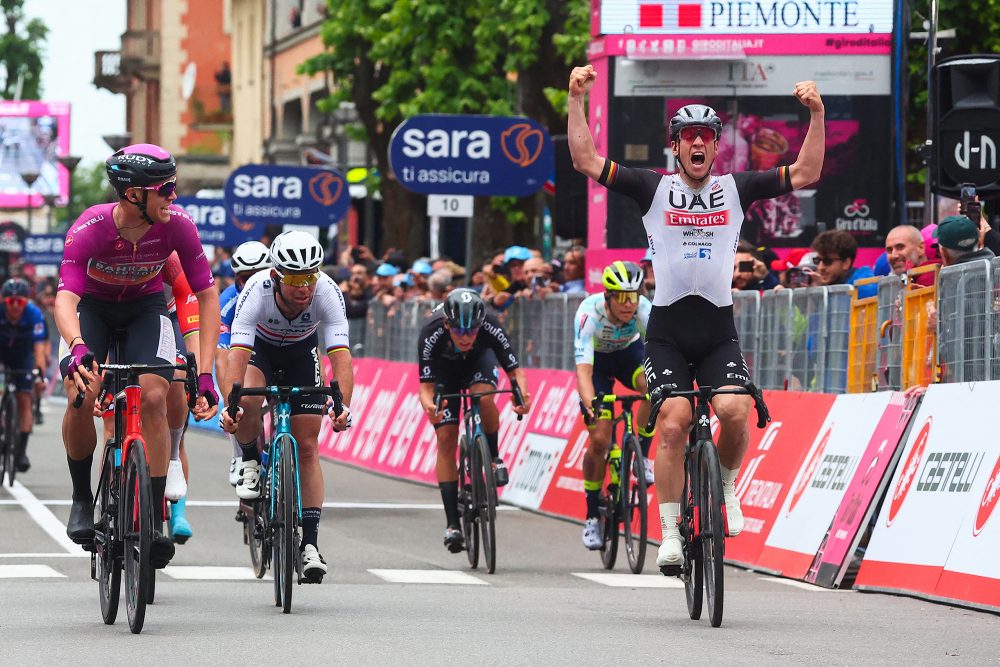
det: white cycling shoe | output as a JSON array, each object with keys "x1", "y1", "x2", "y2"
[
  {"x1": 165, "y1": 460, "x2": 187, "y2": 501},
  {"x1": 582, "y1": 517, "x2": 603, "y2": 550},
  {"x1": 643, "y1": 458, "x2": 655, "y2": 485},
  {"x1": 236, "y1": 460, "x2": 261, "y2": 500},
  {"x1": 723, "y1": 487, "x2": 744, "y2": 537},
  {"x1": 228, "y1": 456, "x2": 240, "y2": 487},
  {"x1": 656, "y1": 534, "x2": 684, "y2": 566}
]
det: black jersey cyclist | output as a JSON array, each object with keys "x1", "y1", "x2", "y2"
[
  {"x1": 417, "y1": 289, "x2": 531, "y2": 553},
  {"x1": 568, "y1": 64, "x2": 826, "y2": 566}
]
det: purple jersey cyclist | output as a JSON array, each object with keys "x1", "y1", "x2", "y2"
[{"x1": 54, "y1": 143, "x2": 221, "y2": 569}]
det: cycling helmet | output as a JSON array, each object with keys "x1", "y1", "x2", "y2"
[
  {"x1": 230, "y1": 241, "x2": 272, "y2": 273},
  {"x1": 443, "y1": 289, "x2": 486, "y2": 330},
  {"x1": 669, "y1": 104, "x2": 723, "y2": 141},
  {"x1": 105, "y1": 143, "x2": 177, "y2": 198},
  {"x1": 1, "y1": 278, "x2": 29, "y2": 298},
  {"x1": 269, "y1": 230, "x2": 325, "y2": 272},
  {"x1": 602, "y1": 261, "x2": 643, "y2": 292}
]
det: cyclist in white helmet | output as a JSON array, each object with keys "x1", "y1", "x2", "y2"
[{"x1": 221, "y1": 230, "x2": 353, "y2": 583}]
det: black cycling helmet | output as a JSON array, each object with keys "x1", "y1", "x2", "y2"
[
  {"x1": 669, "y1": 104, "x2": 723, "y2": 141},
  {"x1": 443, "y1": 288, "x2": 486, "y2": 330},
  {"x1": 1, "y1": 278, "x2": 29, "y2": 298},
  {"x1": 105, "y1": 143, "x2": 177, "y2": 199}
]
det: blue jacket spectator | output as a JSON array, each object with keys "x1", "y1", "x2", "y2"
[{"x1": 811, "y1": 229, "x2": 877, "y2": 299}]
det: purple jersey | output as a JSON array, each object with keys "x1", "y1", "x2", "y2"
[{"x1": 58, "y1": 203, "x2": 214, "y2": 301}]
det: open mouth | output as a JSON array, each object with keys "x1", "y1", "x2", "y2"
[{"x1": 691, "y1": 152, "x2": 706, "y2": 166}]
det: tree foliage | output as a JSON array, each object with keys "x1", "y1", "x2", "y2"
[
  {"x1": 54, "y1": 163, "x2": 113, "y2": 230},
  {"x1": 0, "y1": 0, "x2": 47, "y2": 100},
  {"x1": 301, "y1": 0, "x2": 589, "y2": 259}
]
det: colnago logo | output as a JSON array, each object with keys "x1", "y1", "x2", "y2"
[
  {"x1": 887, "y1": 417, "x2": 931, "y2": 527},
  {"x1": 974, "y1": 454, "x2": 1000, "y2": 536},
  {"x1": 667, "y1": 210, "x2": 729, "y2": 226},
  {"x1": 787, "y1": 426, "x2": 831, "y2": 514}
]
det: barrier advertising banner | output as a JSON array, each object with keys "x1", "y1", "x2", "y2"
[
  {"x1": 757, "y1": 392, "x2": 897, "y2": 578},
  {"x1": 856, "y1": 382, "x2": 999, "y2": 606}
]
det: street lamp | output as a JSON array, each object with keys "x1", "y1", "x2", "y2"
[
  {"x1": 42, "y1": 194, "x2": 58, "y2": 232},
  {"x1": 102, "y1": 133, "x2": 132, "y2": 153},
  {"x1": 57, "y1": 155, "x2": 82, "y2": 227},
  {"x1": 20, "y1": 169, "x2": 39, "y2": 232}
]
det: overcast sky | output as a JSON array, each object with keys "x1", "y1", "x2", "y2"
[{"x1": 26, "y1": 0, "x2": 126, "y2": 168}]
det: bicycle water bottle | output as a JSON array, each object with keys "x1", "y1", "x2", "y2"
[{"x1": 609, "y1": 446, "x2": 622, "y2": 487}]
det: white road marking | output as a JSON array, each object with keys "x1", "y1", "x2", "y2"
[
  {"x1": 0, "y1": 552, "x2": 87, "y2": 559},
  {"x1": 759, "y1": 577, "x2": 850, "y2": 592},
  {"x1": 163, "y1": 566, "x2": 271, "y2": 581},
  {"x1": 368, "y1": 569, "x2": 488, "y2": 585},
  {"x1": 0, "y1": 499, "x2": 520, "y2": 511},
  {"x1": 571, "y1": 572, "x2": 685, "y2": 588},
  {"x1": 4, "y1": 482, "x2": 80, "y2": 554},
  {"x1": 0, "y1": 564, "x2": 65, "y2": 578}
]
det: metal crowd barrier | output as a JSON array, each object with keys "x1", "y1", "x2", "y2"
[
  {"x1": 901, "y1": 266, "x2": 939, "y2": 388},
  {"x1": 732, "y1": 291, "x2": 761, "y2": 380},
  {"x1": 937, "y1": 259, "x2": 992, "y2": 383}
]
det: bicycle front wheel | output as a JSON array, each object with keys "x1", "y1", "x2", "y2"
[
  {"x1": 123, "y1": 442, "x2": 152, "y2": 634},
  {"x1": 3, "y1": 392, "x2": 18, "y2": 486},
  {"x1": 699, "y1": 441, "x2": 725, "y2": 628},
  {"x1": 277, "y1": 435, "x2": 297, "y2": 614},
  {"x1": 458, "y1": 436, "x2": 479, "y2": 569},
  {"x1": 622, "y1": 435, "x2": 648, "y2": 574},
  {"x1": 474, "y1": 435, "x2": 498, "y2": 574},
  {"x1": 682, "y1": 455, "x2": 703, "y2": 620},
  {"x1": 96, "y1": 446, "x2": 121, "y2": 625}
]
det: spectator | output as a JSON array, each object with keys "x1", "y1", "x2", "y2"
[
  {"x1": 343, "y1": 264, "x2": 374, "y2": 320},
  {"x1": 484, "y1": 246, "x2": 530, "y2": 310},
  {"x1": 410, "y1": 259, "x2": 433, "y2": 293},
  {"x1": 520, "y1": 257, "x2": 555, "y2": 299},
  {"x1": 885, "y1": 224, "x2": 936, "y2": 287},
  {"x1": 426, "y1": 269, "x2": 453, "y2": 301},
  {"x1": 921, "y1": 224, "x2": 939, "y2": 263},
  {"x1": 441, "y1": 261, "x2": 468, "y2": 286},
  {"x1": 770, "y1": 248, "x2": 820, "y2": 289},
  {"x1": 810, "y1": 230, "x2": 876, "y2": 298},
  {"x1": 339, "y1": 244, "x2": 377, "y2": 272},
  {"x1": 732, "y1": 240, "x2": 778, "y2": 291},
  {"x1": 560, "y1": 246, "x2": 586, "y2": 294},
  {"x1": 215, "y1": 62, "x2": 232, "y2": 113},
  {"x1": 935, "y1": 215, "x2": 996, "y2": 267},
  {"x1": 639, "y1": 247, "x2": 655, "y2": 297}
]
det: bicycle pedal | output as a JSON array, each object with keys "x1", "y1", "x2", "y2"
[{"x1": 659, "y1": 564, "x2": 682, "y2": 577}]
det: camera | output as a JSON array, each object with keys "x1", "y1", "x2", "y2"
[
  {"x1": 737, "y1": 260, "x2": 755, "y2": 273},
  {"x1": 350, "y1": 247, "x2": 363, "y2": 262},
  {"x1": 959, "y1": 183, "x2": 982, "y2": 225}
]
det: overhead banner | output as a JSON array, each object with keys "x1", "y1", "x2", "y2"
[
  {"x1": 224, "y1": 164, "x2": 349, "y2": 228},
  {"x1": 21, "y1": 233, "x2": 65, "y2": 265},
  {"x1": 389, "y1": 114, "x2": 554, "y2": 197},
  {"x1": 174, "y1": 197, "x2": 255, "y2": 246}
]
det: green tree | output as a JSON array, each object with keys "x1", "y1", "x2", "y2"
[
  {"x1": 301, "y1": 0, "x2": 589, "y2": 260},
  {"x1": 0, "y1": 0, "x2": 47, "y2": 100}
]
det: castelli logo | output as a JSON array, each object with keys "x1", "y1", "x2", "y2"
[
  {"x1": 887, "y1": 417, "x2": 932, "y2": 527},
  {"x1": 65, "y1": 235, "x2": 74, "y2": 247},
  {"x1": 114, "y1": 239, "x2": 125, "y2": 251},
  {"x1": 973, "y1": 454, "x2": 1000, "y2": 536},
  {"x1": 787, "y1": 426, "x2": 831, "y2": 515}
]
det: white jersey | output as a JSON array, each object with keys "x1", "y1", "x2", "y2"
[
  {"x1": 599, "y1": 161, "x2": 792, "y2": 308},
  {"x1": 573, "y1": 292, "x2": 651, "y2": 365},
  {"x1": 230, "y1": 271, "x2": 350, "y2": 353}
]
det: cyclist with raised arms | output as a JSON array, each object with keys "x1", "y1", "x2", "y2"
[
  {"x1": 417, "y1": 289, "x2": 532, "y2": 553},
  {"x1": 575, "y1": 261, "x2": 654, "y2": 550},
  {"x1": 220, "y1": 230, "x2": 352, "y2": 584},
  {"x1": 56, "y1": 144, "x2": 220, "y2": 569},
  {"x1": 568, "y1": 65, "x2": 825, "y2": 566},
  {"x1": 217, "y1": 240, "x2": 272, "y2": 486},
  {"x1": 0, "y1": 278, "x2": 49, "y2": 473}
]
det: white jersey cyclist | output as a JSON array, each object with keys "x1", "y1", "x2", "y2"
[
  {"x1": 230, "y1": 270, "x2": 350, "y2": 353},
  {"x1": 573, "y1": 292, "x2": 651, "y2": 365}
]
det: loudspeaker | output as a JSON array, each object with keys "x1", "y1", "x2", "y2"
[{"x1": 552, "y1": 135, "x2": 588, "y2": 240}]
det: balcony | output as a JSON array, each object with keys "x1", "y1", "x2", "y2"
[
  {"x1": 120, "y1": 30, "x2": 160, "y2": 81},
  {"x1": 93, "y1": 51, "x2": 131, "y2": 95}
]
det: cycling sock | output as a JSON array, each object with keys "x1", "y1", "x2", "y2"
[
  {"x1": 301, "y1": 507, "x2": 321, "y2": 549},
  {"x1": 721, "y1": 465, "x2": 739, "y2": 494},
  {"x1": 16, "y1": 431, "x2": 28, "y2": 457},
  {"x1": 239, "y1": 438, "x2": 261, "y2": 463},
  {"x1": 484, "y1": 431, "x2": 499, "y2": 460},
  {"x1": 585, "y1": 489, "x2": 601, "y2": 519},
  {"x1": 659, "y1": 502, "x2": 681, "y2": 540},
  {"x1": 67, "y1": 454, "x2": 94, "y2": 502},
  {"x1": 151, "y1": 476, "x2": 166, "y2": 525},
  {"x1": 169, "y1": 427, "x2": 184, "y2": 460},
  {"x1": 438, "y1": 481, "x2": 460, "y2": 528},
  {"x1": 229, "y1": 433, "x2": 241, "y2": 458}
]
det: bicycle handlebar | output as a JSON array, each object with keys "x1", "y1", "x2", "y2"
[
  {"x1": 579, "y1": 392, "x2": 650, "y2": 426},
  {"x1": 644, "y1": 382, "x2": 771, "y2": 434},
  {"x1": 433, "y1": 380, "x2": 525, "y2": 421},
  {"x1": 226, "y1": 380, "x2": 344, "y2": 421},
  {"x1": 72, "y1": 356, "x2": 196, "y2": 410}
]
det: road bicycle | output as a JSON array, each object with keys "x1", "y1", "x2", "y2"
[
  {"x1": 433, "y1": 382, "x2": 524, "y2": 575},
  {"x1": 647, "y1": 382, "x2": 769, "y2": 628},
  {"x1": 227, "y1": 378, "x2": 343, "y2": 614},
  {"x1": 75, "y1": 348, "x2": 198, "y2": 634},
  {"x1": 0, "y1": 367, "x2": 35, "y2": 486},
  {"x1": 581, "y1": 393, "x2": 649, "y2": 574}
]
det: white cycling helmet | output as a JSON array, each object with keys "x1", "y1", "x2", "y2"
[
  {"x1": 269, "y1": 230, "x2": 325, "y2": 272},
  {"x1": 230, "y1": 241, "x2": 272, "y2": 273}
]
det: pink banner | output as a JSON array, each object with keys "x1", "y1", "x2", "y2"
[
  {"x1": 592, "y1": 33, "x2": 891, "y2": 57},
  {"x1": 0, "y1": 100, "x2": 71, "y2": 208}
]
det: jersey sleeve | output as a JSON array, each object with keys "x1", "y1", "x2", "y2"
[
  {"x1": 596, "y1": 159, "x2": 663, "y2": 216},
  {"x1": 169, "y1": 208, "x2": 215, "y2": 293},
  {"x1": 417, "y1": 320, "x2": 445, "y2": 383},
  {"x1": 29, "y1": 306, "x2": 47, "y2": 343},
  {"x1": 218, "y1": 286, "x2": 238, "y2": 350},
  {"x1": 482, "y1": 315, "x2": 519, "y2": 373},
  {"x1": 573, "y1": 301, "x2": 597, "y2": 365},
  {"x1": 733, "y1": 167, "x2": 794, "y2": 212},
  {"x1": 172, "y1": 269, "x2": 200, "y2": 337},
  {"x1": 318, "y1": 278, "x2": 350, "y2": 354},
  {"x1": 229, "y1": 283, "x2": 262, "y2": 352},
  {"x1": 637, "y1": 296, "x2": 652, "y2": 339},
  {"x1": 57, "y1": 223, "x2": 94, "y2": 296}
]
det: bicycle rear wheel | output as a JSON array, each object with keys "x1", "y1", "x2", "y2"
[
  {"x1": 277, "y1": 435, "x2": 296, "y2": 614},
  {"x1": 474, "y1": 435, "x2": 498, "y2": 574},
  {"x1": 3, "y1": 392, "x2": 18, "y2": 486},
  {"x1": 622, "y1": 435, "x2": 648, "y2": 574},
  {"x1": 699, "y1": 441, "x2": 725, "y2": 627},
  {"x1": 96, "y1": 446, "x2": 121, "y2": 625},
  {"x1": 458, "y1": 436, "x2": 479, "y2": 569},
  {"x1": 247, "y1": 501, "x2": 267, "y2": 578},
  {"x1": 682, "y1": 454, "x2": 703, "y2": 620},
  {"x1": 123, "y1": 442, "x2": 152, "y2": 634}
]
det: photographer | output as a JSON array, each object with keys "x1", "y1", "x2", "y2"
[
  {"x1": 518, "y1": 257, "x2": 556, "y2": 299},
  {"x1": 732, "y1": 240, "x2": 778, "y2": 291},
  {"x1": 483, "y1": 246, "x2": 530, "y2": 310},
  {"x1": 343, "y1": 263, "x2": 374, "y2": 320}
]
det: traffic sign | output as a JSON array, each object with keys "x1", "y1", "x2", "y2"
[
  {"x1": 175, "y1": 197, "x2": 256, "y2": 246},
  {"x1": 427, "y1": 194, "x2": 473, "y2": 217},
  {"x1": 389, "y1": 114, "x2": 553, "y2": 197},
  {"x1": 224, "y1": 164, "x2": 350, "y2": 227}
]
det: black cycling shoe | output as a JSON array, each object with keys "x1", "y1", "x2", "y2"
[
  {"x1": 493, "y1": 458, "x2": 509, "y2": 487},
  {"x1": 150, "y1": 531, "x2": 176, "y2": 569},
  {"x1": 15, "y1": 453, "x2": 30, "y2": 473},
  {"x1": 67, "y1": 497, "x2": 95, "y2": 544},
  {"x1": 443, "y1": 526, "x2": 464, "y2": 553}
]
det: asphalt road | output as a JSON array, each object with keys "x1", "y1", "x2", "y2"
[{"x1": 0, "y1": 401, "x2": 996, "y2": 664}]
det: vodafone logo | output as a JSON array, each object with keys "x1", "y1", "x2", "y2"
[
  {"x1": 887, "y1": 417, "x2": 932, "y2": 527},
  {"x1": 973, "y1": 454, "x2": 1000, "y2": 536},
  {"x1": 787, "y1": 427, "x2": 830, "y2": 515}
]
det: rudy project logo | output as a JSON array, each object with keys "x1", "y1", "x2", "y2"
[
  {"x1": 787, "y1": 426, "x2": 831, "y2": 515},
  {"x1": 500, "y1": 123, "x2": 545, "y2": 168},
  {"x1": 887, "y1": 417, "x2": 932, "y2": 527},
  {"x1": 308, "y1": 172, "x2": 344, "y2": 206},
  {"x1": 973, "y1": 453, "x2": 1000, "y2": 536}
]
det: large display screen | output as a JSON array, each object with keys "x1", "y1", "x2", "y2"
[{"x1": 0, "y1": 101, "x2": 70, "y2": 208}]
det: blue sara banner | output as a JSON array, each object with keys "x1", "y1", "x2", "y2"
[
  {"x1": 389, "y1": 114, "x2": 554, "y2": 197},
  {"x1": 175, "y1": 197, "x2": 256, "y2": 246},
  {"x1": 223, "y1": 164, "x2": 350, "y2": 228},
  {"x1": 22, "y1": 234, "x2": 64, "y2": 265}
]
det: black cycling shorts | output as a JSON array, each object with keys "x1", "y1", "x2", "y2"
[
  {"x1": 248, "y1": 336, "x2": 323, "y2": 416},
  {"x1": 428, "y1": 348, "x2": 498, "y2": 427},
  {"x1": 592, "y1": 338, "x2": 645, "y2": 396},
  {"x1": 169, "y1": 312, "x2": 188, "y2": 364},
  {"x1": 643, "y1": 296, "x2": 752, "y2": 394},
  {"x1": 59, "y1": 293, "x2": 176, "y2": 381},
  {"x1": 1, "y1": 347, "x2": 35, "y2": 392}
]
